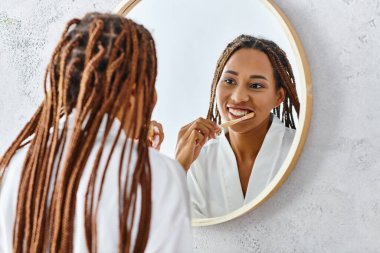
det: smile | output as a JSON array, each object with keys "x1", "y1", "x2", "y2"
[{"x1": 227, "y1": 107, "x2": 254, "y2": 118}]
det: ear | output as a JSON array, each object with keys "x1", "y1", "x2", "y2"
[{"x1": 275, "y1": 87, "x2": 285, "y2": 108}]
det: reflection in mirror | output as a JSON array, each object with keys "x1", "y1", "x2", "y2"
[
  {"x1": 121, "y1": 0, "x2": 311, "y2": 224},
  {"x1": 184, "y1": 35, "x2": 300, "y2": 218}
]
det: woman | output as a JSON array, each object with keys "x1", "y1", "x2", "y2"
[
  {"x1": 175, "y1": 35, "x2": 300, "y2": 218},
  {"x1": 0, "y1": 13, "x2": 192, "y2": 252}
]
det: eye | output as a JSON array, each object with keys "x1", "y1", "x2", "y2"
[
  {"x1": 249, "y1": 83, "x2": 264, "y2": 89},
  {"x1": 223, "y1": 78, "x2": 236, "y2": 85}
]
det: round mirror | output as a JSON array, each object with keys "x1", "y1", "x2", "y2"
[{"x1": 114, "y1": 0, "x2": 312, "y2": 226}]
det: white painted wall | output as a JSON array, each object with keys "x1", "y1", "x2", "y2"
[{"x1": 0, "y1": 0, "x2": 379, "y2": 252}]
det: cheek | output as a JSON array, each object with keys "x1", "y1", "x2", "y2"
[
  {"x1": 251, "y1": 92, "x2": 279, "y2": 111},
  {"x1": 216, "y1": 85, "x2": 227, "y2": 107}
]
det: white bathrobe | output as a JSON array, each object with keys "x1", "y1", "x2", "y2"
[
  {"x1": 0, "y1": 116, "x2": 193, "y2": 253},
  {"x1": 187, "y1": 115, "x2": 295, "y2": 219}
]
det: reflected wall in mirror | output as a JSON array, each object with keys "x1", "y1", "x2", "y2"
[{"x1": 115, "y1": 0, "x2": 312, "y2": 226}]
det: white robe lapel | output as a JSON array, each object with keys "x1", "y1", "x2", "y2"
[
  {"x1": 244, "y1": 116, "x2": 285, "y2": 204},
  {"x1": 219, "y1": 133, "x2": 245, "y2": 212}
]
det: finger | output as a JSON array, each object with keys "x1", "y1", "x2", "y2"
[
  {"x1": 179, "y1": 117, "x2": 215, "y2": 137},
  {"x1": 176, "y1": 126, "x2": 210, "y2": 170},
  {"x1": 197, "y1": 117, "x2": 220, "y2": 131},
  {"x1": 177, "y1": 118, "x2": 218, "y2": 149},
  {"x1": 193, "y1": 130, "x2": 213, "y2": 158},
  {"x1": 182, "y1": 118, "x2": 212, "y2": 139},
  {"x1": 198, "y1": 118, "x2": 221, "y2": 135},
  {"x1": 148, "y1": 122, "x2": 155, "y2": 140},
  {"x1": 179, "y1": 119, "x2": 196, "y2": 132},
  {"x1": 187, "y1": 121, "x2": 217, "y2": 139},
  {"x1": 152, "y1": 123, "x2": 164, "y2": 146},
  {"x1": 178, "y1": 122, "x2": 193, "y2": 139},
  {"x1": 189, "y1": 129, "x2": 207, "y2": 149},
  {"x1": 152, "y1": 135, "x2": 161, "y2": 151},
  {"x1": 187, "y1": 125, "x2": 211, "y2": 140},
  {"x1": 154, "y1": 123, "x2": 164, "y2": 141},
  {"x1": 153, "y1": 122, "x2": 163, "y2": 134}
]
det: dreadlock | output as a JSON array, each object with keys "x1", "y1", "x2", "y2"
[
  {"x1": 0, "y1": 12, "x2": 157, "y2": 253},
  {"x1": 206, "y1": 34, "x2": 300, "y2": 129}
]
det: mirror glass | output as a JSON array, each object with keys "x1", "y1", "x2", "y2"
[{"x1": 118, "y1": 0, "x2": 311, "y2": 224}]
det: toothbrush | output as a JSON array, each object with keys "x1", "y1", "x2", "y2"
[{"x1": 219, "y1": 112, "x2": 255, "y2": 129}]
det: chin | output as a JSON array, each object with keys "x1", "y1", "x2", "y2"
[
  {"x1": 227, "y1": 120, "x2": 256, "y2": 134},
  {"x1": 228, "y1": 114, "x2": 268, "y2": 134}
]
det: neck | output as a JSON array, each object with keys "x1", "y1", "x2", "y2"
[{"x1": 226, "y1": 115, "x2": 272, "y2": 163}]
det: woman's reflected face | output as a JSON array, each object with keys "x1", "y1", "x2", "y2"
[{"x1": 216, "y1": 48, "x2": 284, "y2": 133}]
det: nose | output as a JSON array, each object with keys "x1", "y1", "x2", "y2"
[{"x1": 230, "y1": 85, "x2": 249, "y2": 103}]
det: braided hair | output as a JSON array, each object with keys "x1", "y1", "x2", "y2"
[
  {"x1": 207, "y1": 34, "x2": 300, "y2": 129},
  {"x1": 0, "y1": 12, "x2": 157, "y2": 253}
]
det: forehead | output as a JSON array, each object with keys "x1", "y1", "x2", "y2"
[{"x1": 223, "y1": 48, "x2": 273, "y2": 75}]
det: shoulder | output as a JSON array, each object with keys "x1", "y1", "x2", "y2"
[
  {"x1": 274, "y1": 121, "x2": 296, "y2": 158},
  {"x1": 145, "y1": 149, "x2": 193, "y2": 252},
  {"x1": 284, "y1": 125, "x2": 296, "y2": 137},
  {"x1": 283, "y1": 125, "x2": 296, "y2": 146},
  {"x1": 272, "y1": 115, "x2": 296, "y2": 143},
  {"x1": 0, "y1": 145, "x2": 30, "y2": 253},
  {"x1": 146, "y1": 149, "x2": 192, "y2": 238},
  {"x1": 148, "y1": 148, "x2": 189, "y2": 203},
  {"x1": 0, "y1": 144, "x2": 29, "y2": 188},
  {"x1": 148, "y1": 147, "x2": 186, "y2": 181}
]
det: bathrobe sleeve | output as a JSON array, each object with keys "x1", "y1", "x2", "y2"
[
  {"x1": 0, "y1": 141, "x2": 193, "y2": 253},
  {"x1": 144, "y1": 150, "x2": 193, "y2": 253},
  {"x1": 0, "y1": 148, "x2": 27, "y2": 253}
]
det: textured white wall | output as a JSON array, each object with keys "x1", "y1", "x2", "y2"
[{"x1": 0, "y1": 0, "x2": 379, "y2": 252}]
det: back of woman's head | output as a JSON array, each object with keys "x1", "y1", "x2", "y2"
[
  {"x1": 55, "y1": 12, "x2": 156, "y2": 122},
  {"x1": 207, "y1": 34, "x2": 300, "y2": 129},
  {"x1": 0, "y1": 12, "x2": 157, "y2": 253}
]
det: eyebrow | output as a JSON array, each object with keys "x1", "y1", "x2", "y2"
[
  {"x1": 250, "y1": 74, "x2": 268, "y2": 81},
  {"x1": 224, "y1": 70, "x2": 268, "y2": 81}
]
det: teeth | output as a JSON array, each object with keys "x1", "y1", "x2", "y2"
[{"x1": 228, "y1": 108, "x2": 250, "y2": 117}]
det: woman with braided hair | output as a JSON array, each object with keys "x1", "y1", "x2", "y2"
[
  {"x1": 0, "y1": 13, "x2": 192, "y2": 252},
  {"x1": 175, "y1": 35, "x2": 300, "y2": 218}
]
